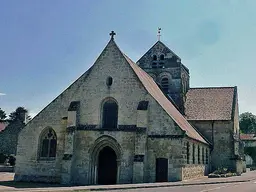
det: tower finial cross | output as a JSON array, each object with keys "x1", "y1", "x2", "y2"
[
  {"x1": 110, "y1": 31, "x2": 116, "y2": 40},
  {"x1": 157, "y1": 27, "x2": 161, "y2": 41}
]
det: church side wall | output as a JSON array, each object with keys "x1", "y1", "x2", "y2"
[
  {"x1": 146, "y1": 137, "x2": 209, "y2": 182},
  {"x1": 190, "y1": 120, "x2": 235, "y2": 172},
  {"x1": 181, "y1": 138, "x2": 209, "y2": 180}
]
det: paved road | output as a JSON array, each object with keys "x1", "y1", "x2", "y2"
[
  {"x1": 1, "y1": 171, "x2": 256, "y2": 191},
  {"x1": 103, "y1": 180, "x2": 256, "y2": 192}
]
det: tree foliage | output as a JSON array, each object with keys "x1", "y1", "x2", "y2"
[
  {"x1": 8, "y1": 107, "x2": 28, "y2": 122},
  {"x1": 0, "y1": 108, "x2": 7, "y2": 122},
  {"x1": 239, "y1": 112, "x2": 256, "y2": 133}
]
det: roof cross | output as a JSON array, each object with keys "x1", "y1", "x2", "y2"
[{"x1": 109, "y1": 31, "x2": 116, "y2": 40}]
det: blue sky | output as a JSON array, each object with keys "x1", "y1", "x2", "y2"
[{"x1": 1, "y1": 0, "x2": 256, "y2": 117}]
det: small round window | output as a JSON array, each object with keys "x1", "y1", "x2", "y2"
[{"x1": 106, "y1": 76, "x2": 113, "y2": 86}]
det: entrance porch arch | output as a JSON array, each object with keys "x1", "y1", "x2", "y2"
[{"x1": 88, "y1": 135, "x2": 122, "y2": 185}]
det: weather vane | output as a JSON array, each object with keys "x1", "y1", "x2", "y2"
[{"x1": 157, "y1": 27, "x2": 161, "y2": 41}]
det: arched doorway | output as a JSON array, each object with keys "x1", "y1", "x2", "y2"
[{"x1": 97, "y1": 146, "x2": 117, "y2": 185}]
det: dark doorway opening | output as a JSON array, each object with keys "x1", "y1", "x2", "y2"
[
  {"x1": 156, "y1": 158, "x2": 168, "y2": 182},
  {"x1": 97, "y1": 146, "x2": 117, "y2": 185}
]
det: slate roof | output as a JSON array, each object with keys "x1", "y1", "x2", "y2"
[
  {"x1": 240, "y1": 134, "x2": 256, "y2": 141},
  {"x1": 185, "y1": 87, "x2": 236, "y2": 121},
  {"x1": 121, "y1": 49, "x2": 208, "y2": 144}
]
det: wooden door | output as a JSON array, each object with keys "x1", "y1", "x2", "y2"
[{"x1": 156, "y1": 158, "x2": 168, "y2": 182}]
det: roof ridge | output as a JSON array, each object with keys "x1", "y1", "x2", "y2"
[{"x1": 190, "y1": 86, "x2": 235, "y2": 89}]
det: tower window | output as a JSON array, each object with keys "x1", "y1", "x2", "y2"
[
  {"x1": 152, "y1": 62, "x2": 157, "y2": 68},
  {"x1": 151, "y1": 54, "x2": 165, "y2": 68},
  {"x1": 161, "y1": 77, "x2": 169, "y2": 94},
  {"x1": 158, "y1": 62, "x2": 164, "y2": 68}
]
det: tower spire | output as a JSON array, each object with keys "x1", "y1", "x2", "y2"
[{"x1": 157, "y1": 27, "x2": 161, "y2": 41}]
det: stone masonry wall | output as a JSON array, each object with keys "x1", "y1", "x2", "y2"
[
  {"x1": 71, "y1": 131, "x2": 135, "y2": 185},
  {"x1": 182, "y1": 165, "x2": 207, "y2": 180},
  {"x1": 146, "y1": 137, "x2": 209, "y2": 182},
  {"x1": 137, "y1": 41, "x2": 186, "y2": 112},
  {"x1": 15, "y1": 39, "x2": 186, "y2": 184},
  {"x1": 190, "y1": 120, "x2": 235, "y2": 172}
]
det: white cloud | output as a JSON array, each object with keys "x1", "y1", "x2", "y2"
[{"x1": 0, "y1": 93, "x2": 6, "y2": 96}]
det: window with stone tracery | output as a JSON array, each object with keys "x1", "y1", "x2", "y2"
[{"x1": 39, "y1": 128, "x2": 57, "y2": 160}]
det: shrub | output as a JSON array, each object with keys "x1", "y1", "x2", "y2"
[
  {"x1": 0, "y1": 153, "x2": 7, "y2": 164},
  {"x1": 8, "y1": 155, "x2": 16, "y2": 166},
  {"x1": 213, "y1": 167, "x2": 228, "y2": 174}
]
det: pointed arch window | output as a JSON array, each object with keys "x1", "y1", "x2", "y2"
[
  {"x1": 102, "y1": 98, "x2": 118, "y2": 129},
  {"x1": 39, "y1": 128, "x2": 57, "y2": 160},
  {"x1": 161, "y1": 77, "x2": 169, "y2": 94},
  {"x1": 160, "y1": 54, "x2": 165, "y2": 60},
  {"x1": 153, "y1": 55, "x2": 157, "y2": 61}
]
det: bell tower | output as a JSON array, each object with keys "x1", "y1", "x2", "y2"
[{"x1": 136, "y1": 40, "x2": 189, "y2": 114}]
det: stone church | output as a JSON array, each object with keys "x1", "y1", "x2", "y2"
[{"x1": 14, "y1": 31, "x2": 243, "y2": 185}]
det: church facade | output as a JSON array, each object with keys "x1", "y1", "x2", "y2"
[{"x1": 14, "y1": 32, "x2": 243, "y2": 185}]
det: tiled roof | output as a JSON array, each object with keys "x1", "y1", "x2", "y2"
[
  {"x1": 240, "y1": 134, "x2": 256, "y2": 141},
  {"x1": 121, "y1": 51, "x2": 208, "y2": 144},
  {"x1": 185, "y1": 87, "x2": 235, "y2": 121}
]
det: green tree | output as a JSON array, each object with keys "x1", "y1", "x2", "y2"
[
  {"x1": 8, "y1": 107, "x2": 28, "y2": 122},
  {"x1": 239, "y1": 112, "x2": 256, "y2": 133},
  {"x1": 0, "y1": 108, "x2": 6, "y2": 122}
]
